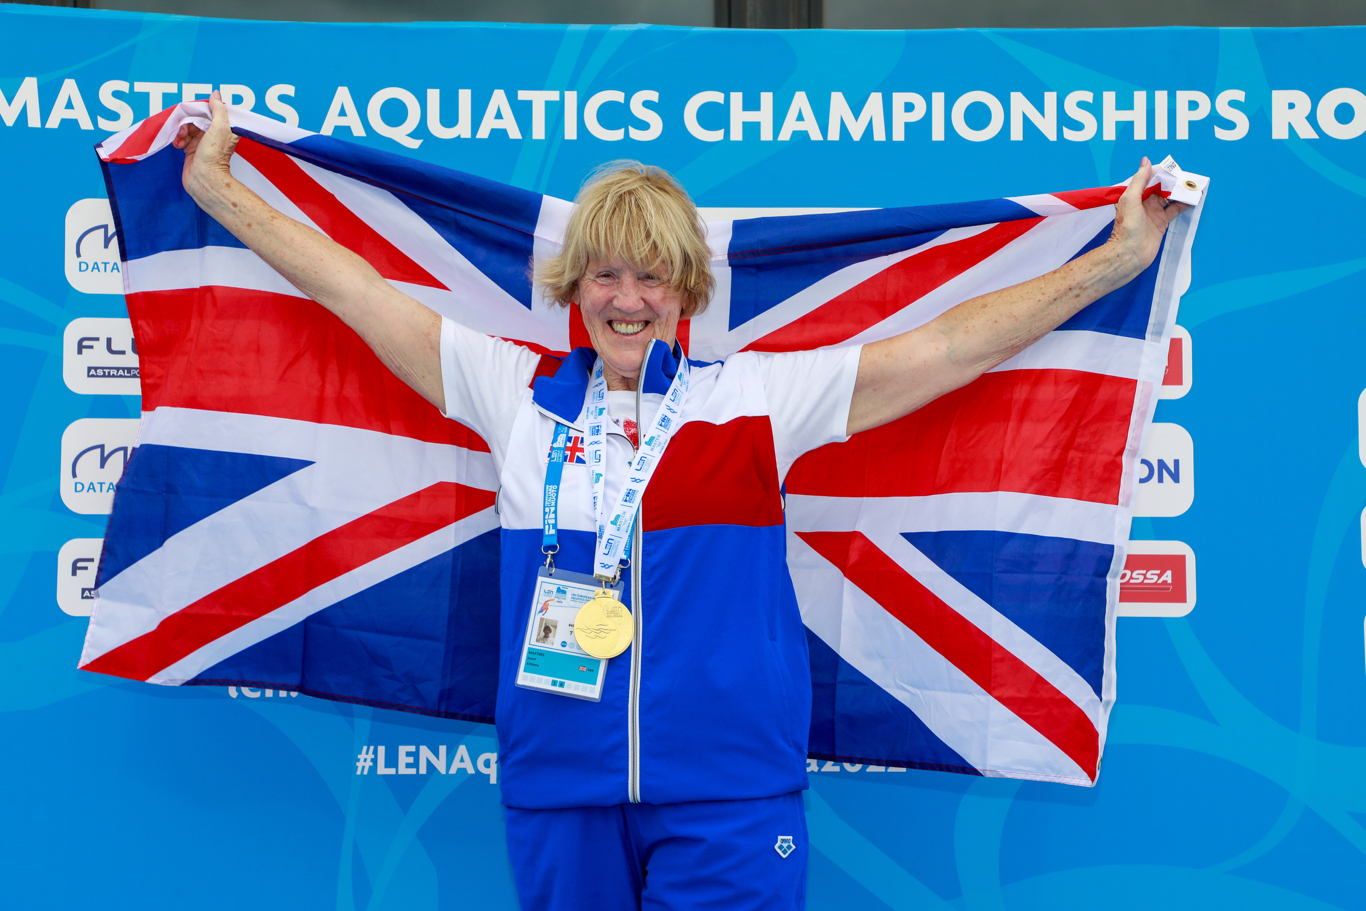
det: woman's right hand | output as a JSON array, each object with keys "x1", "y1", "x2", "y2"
[{"x1": 172, "y1": 90, "x2": 239, "y2": 202}]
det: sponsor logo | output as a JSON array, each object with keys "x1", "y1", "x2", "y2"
[
  {"x1": 65, "y1": 199, "x2": 123, "y2": 295},
  {"x1": 63, "y1": 317, "x2": 139, "y2": 395},
  {"x1": 1134, "y1": 423, "x2": 1193, "y2": 518},
  {"x1": 1159, "y1": 325, "x2": 1192, "y2": 400},
  {"x1": 1120, "y1": 557, "x2": 1185, "y2": 601},
  {"x1": 56, "y1": 537, "x2": 104, "y2": 617},
  {"x1": 355, "y1": 744, "x2": 498, "y2": 781},
  {"x1": 60, "y1": 418, "x2": 140, "y2": 514},
  {"x1": 1118, "y1": 540, "x2": 1196, "y2": 617},
  {"x1": 774, "y1": 836, "x2": 795, "y2": 858}
]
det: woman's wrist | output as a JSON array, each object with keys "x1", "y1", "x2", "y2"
[
  {"x1": 1094, "y1": 235, "x2": 1146, "y2": 287},
  {"x1": 187, "y1": 164, "x2": 238, "y2": 213}
]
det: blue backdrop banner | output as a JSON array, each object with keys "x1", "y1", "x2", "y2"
[{"x1": 2, "y1": 5, "x2": 1364, "y2": 909}]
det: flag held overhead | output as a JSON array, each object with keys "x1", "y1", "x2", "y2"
[{"x1": 84, "y1": 101, "x2": 1204, "y2": 786}]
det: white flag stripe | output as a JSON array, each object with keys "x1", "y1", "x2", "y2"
[
  {"x1": 293, "y1": 156, "x2": 571, "y2": 349},
  {"x1": 692, "y1": 223, "x2": 998, "y2": 359},
  {"x1": 1008, "y1": 193, "x2": 1081, "y2": 216},
  {"x1": 531, "y1": 195, "x2": 573, "y2": 316},
  {"x1": 147, "y1": 507, "x2": 499, "y2": 684},
  {"x1": 230, "y1": 152, "x2": 327, "y2": 238},
  {"x1": 81, "y1": 409, "x2": 495, "y2": 663},
  {"x1": 697, "y1": 206, "x2": 868, "y2": 222},
  {"x1": 122, "y1": 245, "x2": 559, "y2": 350},
  {"x1": 990, "y1": 329, "x2": 1145, "y2": 379},
  {"x1": 785, "y1": 491, "x2": 1119, "y2": 545},
  {"x1": 788, "y1": 532, "x2": 1091, "y2": 784},
  {"x1": 127, "y1": 246, "x2": 308, "y2": 298},
  {"x1": 133, "y1": 407, "x2": 496, "y2": 487},
  {"x1": 838, "y1": 208, "x2": 1115, "y2": 349}
]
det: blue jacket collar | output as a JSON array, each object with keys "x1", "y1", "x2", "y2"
[{"x1": 531, "y1": 339, "x2": 683, "y2": 426}]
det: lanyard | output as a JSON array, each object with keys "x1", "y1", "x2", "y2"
[
  {"x1": 542, "y1": 421, "x2": 635, "y2": 565},
  {"x1": 585, "y1": 347, "x2": 689, "y2": 580},
  {"x1": 541, "y1": 422, "x2": 570, "y2": 552},
  {"x1": 539, "y1": 341, "x2": 690, "y2": 581}
]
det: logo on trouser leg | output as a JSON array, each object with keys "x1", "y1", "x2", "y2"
[{"x1": 774, "y1": 836, "x2": 795, "y2": 858}]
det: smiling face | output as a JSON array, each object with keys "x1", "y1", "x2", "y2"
[{"x1": 577, "y1": 258, "x2": 686, "y2": 390}]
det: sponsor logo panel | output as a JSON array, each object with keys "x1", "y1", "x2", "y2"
[
  {"x1": 1159, "y1": 325, "x2": 1192, "y2": 400},
  {"x1": 60, "y1": 418, "x2": 140, "y2": 514},
  {"x1": 1134, "y1": 422, "x2": 1193, "y2": 518},
  {"x1": 1118, "y1": 540, "x2": 1196, "y2": 617},
  {"x1": 56, "y1": 537, "x2": 104, "y2": 617},
  {"x1": 1358, "y1": 388, "x2": 1365, "y2": 470},
  {"x1": 65, "y1": 198, "x2": 123, "y2": 295},
  {"x1": 63, "y1": 317, "x2": 139, "y2": 395}
]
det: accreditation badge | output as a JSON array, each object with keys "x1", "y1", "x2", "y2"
[{"x1": 514, "y1": 567, "x2": 622, "y2": 701}]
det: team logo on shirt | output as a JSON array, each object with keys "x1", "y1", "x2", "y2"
[{"x1": 774, "y1": 836, "x2": 795, "y2": 858}]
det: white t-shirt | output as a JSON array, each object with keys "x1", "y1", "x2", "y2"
[{"x1": 438, "y1": 316, "x2": 861, "y2": 480}]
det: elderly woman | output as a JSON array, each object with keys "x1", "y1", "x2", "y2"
[{"x1": 175, "y1": 92, "x2": 1184, "y2": 911}]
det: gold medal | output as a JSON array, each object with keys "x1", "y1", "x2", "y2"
[{"x1": 573, "y1": 589, "x2": 634, "y2": 659}]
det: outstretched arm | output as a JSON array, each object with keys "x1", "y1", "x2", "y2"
[
  {"x1": 174, "y1": 92, "x2": 445, "y2": 411},
  {"x1": 846, "y1": 159, "x2": 1188, "y2": 436}
]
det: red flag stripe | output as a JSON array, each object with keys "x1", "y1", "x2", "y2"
[
  {"x1": 786, "y1": 368, "x2": 1134, "y2": 503},
  {"x1": 744, "y1": 218, "x2": 1041, "y2": 353},
  {"x1": 83, "y1": 481, "x2": 496, "y2": 681},
  {"x1": 234, "y1": 138, "x2": 448, "y2": 291},
  {"x1": 105, "y1": 106, "x2": 177, "y2": 162},
  {"x1": 1050, "y1": 183, "x2": 1168, "y2": 210},
  {"x1": 130, "y1": 286, "x2": 491, "y2": 451},
  {"x1": 798, "y1": 530, "x2": 1098, "y2": 779},
  {"x1": 1048, "y1": 186, "x2": 1125, "y2": 210}
]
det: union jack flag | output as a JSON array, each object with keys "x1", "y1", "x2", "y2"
[
  {"x1": 79, "y1": 101, "x2": 1204, "y2": 786},
  {"x1": 549, "y1": 435, "x2": 588, "y2": 465}
]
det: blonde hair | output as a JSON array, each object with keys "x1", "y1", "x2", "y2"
[{"x1": 536, "y1": 161, "x2": 715, "y2": 317}]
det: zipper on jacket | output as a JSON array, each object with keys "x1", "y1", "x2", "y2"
[{"x1": 628, "y1": 383, "x2": 643, "y2": 803}]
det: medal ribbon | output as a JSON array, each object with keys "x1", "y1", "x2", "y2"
[
  {"x1": 542, "y1": 422, "x2": 634, "y2": 561},
  {"x1": 585, "y1": 341, "x2": 690, "y2": 580},
  {"x1": 541, "y1": 422, "x2": 569, "y2": 551}
]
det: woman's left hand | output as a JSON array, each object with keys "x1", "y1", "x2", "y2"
[{"x1": 1108, "y1": 157, "x2": 1191, "y2": 274}]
